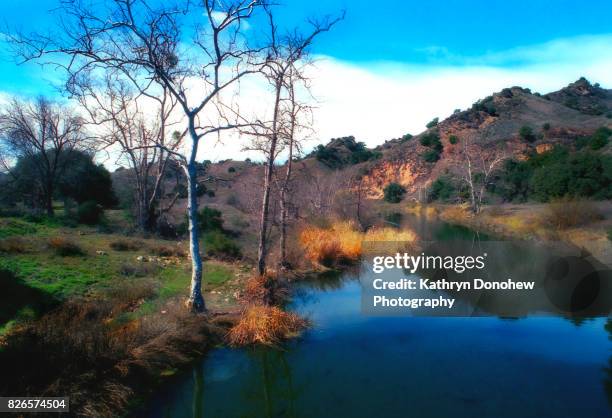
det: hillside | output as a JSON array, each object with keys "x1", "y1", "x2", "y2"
[{"x1": 112, "y1": 78, "x2": 612, "y2": 237}]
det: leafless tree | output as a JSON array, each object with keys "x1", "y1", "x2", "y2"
[
  {"x1": 0, "y1": 97, "x2": 87, "y2": 215},
  {"x1": 241, "y1": 8, "x2": 342, "y2": 275},
  {"x1": 73, "y1": 74, "x2": 183, "y2": 232},
  {"x1": 11, "y1": 0, "x2": 271, "y2": 311},
  {"x1": 454, "y1": 133, "x2": 507, "y2": 214}
]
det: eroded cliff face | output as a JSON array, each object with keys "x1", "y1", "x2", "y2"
[{"x1": 358, "y1": 83, "x2": 611, "y2": 199}]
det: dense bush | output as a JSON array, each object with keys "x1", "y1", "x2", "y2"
[
  {"x1": 519, "y1": 125, "x2": 536, "y2": 142},
  {"x1": 419, "y1": 132, "x2": 443, "y2": 162},
  {"x1": 204, "y1": 230, "x2": 241, "y2": 259},
  {"x1": 429, "y1": 176, "x2": 456, "y2": 202},
  {"x1": 48, "y1": 237, "x2": 84, "y2": 257},
  {"x1": 313, "y1": 136, "x2": 380, "y2": 168},
  {"x1": 383, "y1": 183, "x2": 406, "y2": 203},
  {"x1": 496, "y1": 146, "x2": 612, "y2": 202},
  {"x1": 426, "y1": 117, "x2": 439, "y2": 129},
  {"x1": 196, "y1": 206, "x2": 224, "y2": 232},
  {"x1": 449, "y1": 135, "x2": 458, "y2": 145},
  {"x1": 422, "y1": 149, "x2": 441, "y2": 163},
  {"x1": 77, "y1": 201, "x2": 104, "y2": 225}
]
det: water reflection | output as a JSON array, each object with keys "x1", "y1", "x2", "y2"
[{"x1": 138, "y1": 214, "x2": 612, "y2": 418}]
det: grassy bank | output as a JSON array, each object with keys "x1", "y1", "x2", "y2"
[
  {"x1": 0, "y1": 215, "x2": 251, "y2": 416},
  {"x1": 411, "y1": 201, "x2": 612, "y2": 266}
]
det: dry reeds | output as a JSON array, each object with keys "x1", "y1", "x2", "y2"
[
  {"x1": 227, "y1": 305, "x2": 308, "y2": 346},
  {"x1": 299, "y1": 221, "x2": 417, "y2": 267},
  {"x1": 542, "y1": 197, "x2": 602, "y2": 230}
]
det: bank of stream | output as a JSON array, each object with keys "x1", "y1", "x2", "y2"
[{"x1": 135, "y1": 215, "x2": 612, "y2": 418}]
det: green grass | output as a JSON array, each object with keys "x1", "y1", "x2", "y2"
[
  {"x1": 0, "y1": 216, "x2": 241, "y2": 330},
  {"x1": 0, "y1": 218, "x2": 40, "y2": 238}
]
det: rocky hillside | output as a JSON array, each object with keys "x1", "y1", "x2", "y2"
[
  {"x1": 115, "y1": 78, "x2": 612, "y2": 227},
  {"x1": 357, "y1": 78, "x2": 612, "y2": 198}
]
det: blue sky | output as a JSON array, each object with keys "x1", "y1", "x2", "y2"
[{"x1": 1, "y1": 0, "x2": 611, "y2": 160}]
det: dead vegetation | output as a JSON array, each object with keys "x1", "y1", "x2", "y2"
[
  {"x1": 541, "y1": 197, "x2": 603, "y2": 230},
  {"x1": 109, "y1": 238, "x2": 144, "y2": 252},
  {"x1": 48, "y1": 237, "x2": 85, "y2": 256},
  {"x1": 227, "y1": 305, "x2": 308, "y2": 347},
  {"x1": 299, "y1": 220, "x2": 417, "y2": 267},
  {"x1": 0, "y1": 283, "x2": 222, "y2": 417},
  {"x1": 0, "y1": 236, "x2": 28, "y2": 254}
]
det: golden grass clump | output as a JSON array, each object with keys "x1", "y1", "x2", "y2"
[
  {"x1": 227, "y1": 305, "x2": 308, "y2": 346},
  {"x1": 242, "y1": 273, "x2": 288, "y2": 305},
  {"x1": 299, "y1": 221, "x2": 362, "y2": 267},
  {"x1": 300, "y1": 221, "x2": 418, "y2": 267},
  {"x1": 541, "y1": 197, "x2": 602, "y2": 230}
]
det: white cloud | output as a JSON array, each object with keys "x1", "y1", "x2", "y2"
[
  {"x1": 198, "y1": 34, "x2": 612, "y2": 160},
  {"x1": 2, "y1": 34, "x2": 611, "y2": 165}
]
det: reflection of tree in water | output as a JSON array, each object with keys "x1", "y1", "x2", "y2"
[
  {"x1": 237, "y1": 347, "x2": 302, "y2": 418},
  {"x1": 604, "y1": 319, "x2": 612, "y2": 407}
]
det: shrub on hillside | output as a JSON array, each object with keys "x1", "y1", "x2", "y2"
[
  {"x1": 429, "y1": 176, "x2": 455, "y2": 202},
  {"x1": 204, "y1": 230, "x2": 241, "y2": 260},
  {"x1": 519, "y1": 125, "x2": 536, "y2": 142},
  {"x1": 383, "y1": 182, "x2": 406, "y2": 203},
  {"x1": 449, "y1": 135, "x2": 458, "y2": 145},
  {"x1": 422, "y1": 149, "x2": 441, "y2": 163},
  {"x1": 426, "y1": 117, "x2": 439, "y2": 129},
  {"x1": 197, "y1": 206, "x2": 224, "y2": 232}
]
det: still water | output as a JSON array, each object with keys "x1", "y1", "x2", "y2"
[{"x1": 139, "y1": 217, "x2": 612, "y2": 418}]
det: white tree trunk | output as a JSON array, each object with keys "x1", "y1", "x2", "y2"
[{"x1": 186, "y1": 120, "x2": 205, "y2": 312}]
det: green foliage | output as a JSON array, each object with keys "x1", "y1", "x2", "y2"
[
  {"x1": 519, "y1": 125, "x2": 536, "y2": 142},
  {"x1": 203, "y1": 230, "x2": 241, "y2": 259},
  {"x1": 77, "y1": 201, "x2": 104, "y2": 225},
  {"x1": 57, "y1": 150, "x2": 117, "y2": 207},
  {"x1": 228, "y1": 166, "x2": 236, "y2": 173},
  {"x1": 313, "y1": 136, "x2": 380, "y2": 168},
  {"x1": 449, "y1": 135, "x2": 458, "y2": 145},
  {"x1": 401, "y1": 133, "x2": 413, "y2": 142},
  {"x1": 419, "y1": 132, "x2": 439, "y2": 147},
  {"x1": 471, "y1": 96, "x2": 497, "y2": 115},
  {"x1": 419, "y1": 132, "x2": 443, "y2": 162},
  {"x1": 497, "y1": 146, "x2": 612, "y2": 202},
  {"x1": 429, "y1": 176, "x2": 455, "y2": 202},
  {"x1": 196, "y1": 206, "x2": 224, "y2": 232},
  {"x1": 542, "y1": 122, "x2": 551, "y2": 131},
  {"x1": 589, "y1": 126, "x2": 611, "y2": 150},
  {"x1": 426, "y1": 117, "x2": 439, "y2": 129},
  {"x1": 383, "y1": 183, "x2": 406, "y2": 203},
  {"x1": 422, "y1": 149, "x2": 441, "y2": 162}
]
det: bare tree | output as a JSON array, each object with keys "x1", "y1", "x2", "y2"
[
  {"x1": 73, "y1": 74, "x2": 183, "y2": 232},
  {"x1": 455, "y1": 134, "x2": 507, "y2": 214},
  {"x1": 0, "y1": 97, "x2": 87, "y2": 215},
  {"x1": 242, "y1": 8, "x2": 342, "y2": 275},
  {"x1": 12, "y1": 0, "x2": 271, "y2": 311},
  {"x1": 276, "y1": 68, "x2": 313, "y2": 269}
]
